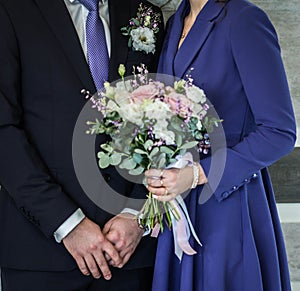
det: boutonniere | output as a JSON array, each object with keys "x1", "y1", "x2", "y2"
[{"x1": 121, "y1": 3, "x2": 162, "y2": 54}]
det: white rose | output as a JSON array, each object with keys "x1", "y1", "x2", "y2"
[
  {"x1": 119, "y1": 103, "x2": 143, "y2": 126},
  {"x1": 144, "y1": 100, "x2": 172, "y2": 121},
  {"x1": 185, "y1": 85, "x2": 206, "y2": 104}
]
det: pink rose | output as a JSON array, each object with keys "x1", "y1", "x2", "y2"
[
  {"x1": 131, "y1": 84, "x2": 159, "y2": 104},
  {"x1": 166, "y1": 92, "x2": 191, "y2": 117}
]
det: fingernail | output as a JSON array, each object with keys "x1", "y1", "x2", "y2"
[
  {"x1": 118, "y1": 264, "x2": 123, "y2": 268},
  {"x1": 105, "y1": 275, "x2": 112, "y2": 280},
  {"x1": 152, "y1": 194, "x2": 158, "y2": 199}
]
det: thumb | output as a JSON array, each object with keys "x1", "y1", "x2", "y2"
[{"x1": 102, "y1": 219, "x2": 113, "y2": 235}]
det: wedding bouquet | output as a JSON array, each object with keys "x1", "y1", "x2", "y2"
[{"x1": 85, "y1": 64, "x2": 220, "y2": 258}]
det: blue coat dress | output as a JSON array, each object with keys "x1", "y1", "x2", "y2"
[{"x1": 152, "y1": 0, "x2": 296, "y2": 290}]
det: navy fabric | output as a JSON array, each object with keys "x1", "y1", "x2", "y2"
[{"x1": 152, "y1": 0, "x2": 296, "y2": 290}]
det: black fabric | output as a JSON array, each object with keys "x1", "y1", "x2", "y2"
[
  {"x1": 1, "y1": 267, "x2": 154, "y2": 291},
  {"x1": 0, "y1": 0, "x2": 163, "y2": 272}
]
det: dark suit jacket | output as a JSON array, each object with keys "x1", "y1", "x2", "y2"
[{"x1": 0, "y1": 0, "x2": 164, "y2": 271}]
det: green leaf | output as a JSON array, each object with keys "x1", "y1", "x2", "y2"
[
  {"x1": 133, "y1": 19, "x2": 140, "y2": 26},
  {"x1": 109, "y1": 152, "x2": 122, "y2": 166},
  {"x1": 119, "y1": 158, "x2": 136, "y2": 170},
  {"x1": 97, "y1": 151, "x2": 106, "y2": 159},
  {"x1": 134, "y1": 148, "x2": 148, "y2": 155},
  {"x1": 132, "y1": 153, "x2": 143, "y2": 164},
  {"x1": 160, "y1": 146, "x2": 175, "y2": 155},
  {"x1": 175, "y1": 134, "x2": 183, "y2": 147},
  {"x1": 144, "y1": 139, "x2": 154, "y2": 150},
  {"x1": 157, "y1": 155, "x2": 167, "y2": 169},
  {"x1": 180, "y1": 141, "x2": 198, "y2": 149},
  {"x1": 98, "y1": 154, "x2": 110, "y2": 169},
  {"x1": 100, "y1": 143, "x2": 113, "y2": 153},
  {"x1": 129, "y1": 166, "x2": 145, "y2": 176},
  {"x1": 149, "y1": 147, "x2": 159, "y2": 158}
]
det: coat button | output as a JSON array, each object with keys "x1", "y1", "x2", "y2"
[{"x1": 221, "y1": 191, "x2": 229, "y2": 199}]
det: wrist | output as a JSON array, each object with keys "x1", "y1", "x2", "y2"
[{"x1": 190, "y1": 162, "x2": 207, "y2": 189}]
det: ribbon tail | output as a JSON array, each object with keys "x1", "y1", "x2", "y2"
[
  {"x1": 176, "y1": 196, "x2": 202, "y2": 246},
  {"x1": 169, "y1": 200, "x2": 199, "y2": 261},
  {"x1": 151, "y1": 223, "x2": 161, "y2": 238}
]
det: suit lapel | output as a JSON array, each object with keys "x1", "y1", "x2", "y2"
[
  {"x1": 174, "y1": 0, "x2": 226, "y2": 78},
  {"x1": 34, "y1": 0, "x2": 95, "y2": 91},
  {"x1": 108, "y1": 0, "x2": 130, "y2": 81}
]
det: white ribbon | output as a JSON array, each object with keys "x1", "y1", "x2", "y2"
[{"x1": 151, "y1": 153, "x2": 202, "y2": 261}]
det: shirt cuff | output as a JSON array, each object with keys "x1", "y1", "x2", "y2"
[
  {"x1": 121, "y1": 208, "x2": 150, "y2": 237},
  {"x1": 121, "y1": 208, "x2": 140, "y2": 216},
  {"x1": 53, "y1": 208, "x2": 85, "y2": 243}
]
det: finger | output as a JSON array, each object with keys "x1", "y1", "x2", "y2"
[
  {"x1": 145, "y1": 169, "x2": 163, "y2": 178},
  {"x1": 146, "y1": 177, "x2": 165, "y2": 188},
  {"x1": 103, "y1": 241, "x2": 123, "y2": 268},
  {"x1": 92, "y1": 252, "x2": 112, "y2": 280},
  {"x1": 121, "y1": 252, "x2": 132, "y2": 266},
  {"x1": 147, "y1": 185, "x2": 170, "y2": 196},
  {"x1": 84, "y1": 254, "x2": 101, "y2": 279},
  {"x1": 153, "y1": 192, "x2": 177, "y2": 202},
  {"x1": 76, "y1": 256, "x2": 90, "y2": 276}
]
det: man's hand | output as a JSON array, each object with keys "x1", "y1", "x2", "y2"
[
  {"x1": 103, "y1": 213, "x2": 144, "y2": 267},
  {"x1": 62, "y1": 217, "x2": 122, "y2": 280}
]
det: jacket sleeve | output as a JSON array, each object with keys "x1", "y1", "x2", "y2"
[
  {"x1": 0, "y1": 3, "x2": 78, "y2": 237},
  {"x1": 200, "y1": 5, "x2": 296, "y2": 202}
]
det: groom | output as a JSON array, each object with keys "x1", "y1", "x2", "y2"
[{"x1": 0, "y1": 0, "x2": 163, "y2": 290}]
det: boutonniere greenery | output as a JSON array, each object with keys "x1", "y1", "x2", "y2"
[{"x1": 121, "y1": 3, "x2": 161, "y2": 54}]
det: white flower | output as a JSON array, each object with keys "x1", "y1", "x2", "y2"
[
  {"x1": 106, "y1": 100, "x2": 119, "y2": 112},
  {"x1": 185, "y1": 85, "x2": 206, "y2": 104},
  {"x1": 130, "y1": 27, "x2": 156, "y2": 54},
  {"x1": 144, "y1": 100, "x2": 172, "y2": 121},
  {"x1": 118, "y1": 103, "x2": 143, "y2": 126},
  {"x1": 153, "y1": 127, "x2": 175, "y2": 145},
  {"x1": 114, "y1": 80, "x2": 133, "y2": 106},
  {"x1": 103, "y1": 82, "x2": 115, "y2": 99}
]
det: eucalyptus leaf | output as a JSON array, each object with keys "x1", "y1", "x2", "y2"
[
  {"x1": 109, "y1": 152, "x2": 122, "y2": 166},
  {"x1": 133, "y1": 153, "x2": 143, "y2": 164},
  {"x1": 180, "y1": 141, "x2": 198, "y2": 149},
  {"x1": 157, "y1": 156, "x2": 167, "y2": 169},
  {"x1": 175, "y1": 134, "x2": 183, "y2": 147},
  {"x1": 100, "y1": 143, "x2": 113, "y2": 153},
  {"x1": 160, "y1": 146, "x2": 175, "y2": 155},
  {"x1": 98, "y1": 154, "x2": 110, "y2": 169},
  {"x1": 97, "y1": 151, "x2": 106, "y2": 159},
  {"x1": 149, "y1": 147, "x2": 159, "y2": 158},
  {"x1": 129, "y1": 166, "x2": 144, "y2": 176},
  {"x1": 134, "y1": 148, "x2": 148, "y2": 155},
  {"x1": 144, "y1": 139, "x2": 154, "y2": 150},
  {"x1": 119, "y1": 158, "x2": 136, "y2": 170}
]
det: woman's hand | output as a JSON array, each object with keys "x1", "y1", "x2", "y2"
[{"x1": 145, "y1": 163, "x2": 207, "y2": 202}]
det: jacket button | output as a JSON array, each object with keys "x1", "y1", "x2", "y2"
[{"x1": 221, "y1": 191, "x2": 229, "y2": 199}]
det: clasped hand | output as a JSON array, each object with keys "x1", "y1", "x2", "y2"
[{"x1": 63, "y1": 215, "x2": 143, "y2": 280}]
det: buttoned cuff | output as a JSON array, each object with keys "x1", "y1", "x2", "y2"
[{"x1": 53, "y1": 208, "x2": 85, "y2": 243}]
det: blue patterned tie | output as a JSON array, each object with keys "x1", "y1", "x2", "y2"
[{"x1": 79, "y1": 0, "x2": 109, "y2": 90}]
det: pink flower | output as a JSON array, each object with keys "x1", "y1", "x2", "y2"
[
  {"x1": 166, "y1": 92, "x2": 191, "y2": 117},
  {"x1": 131, "y1": 84, "x2": 159, "y2": 104}
]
